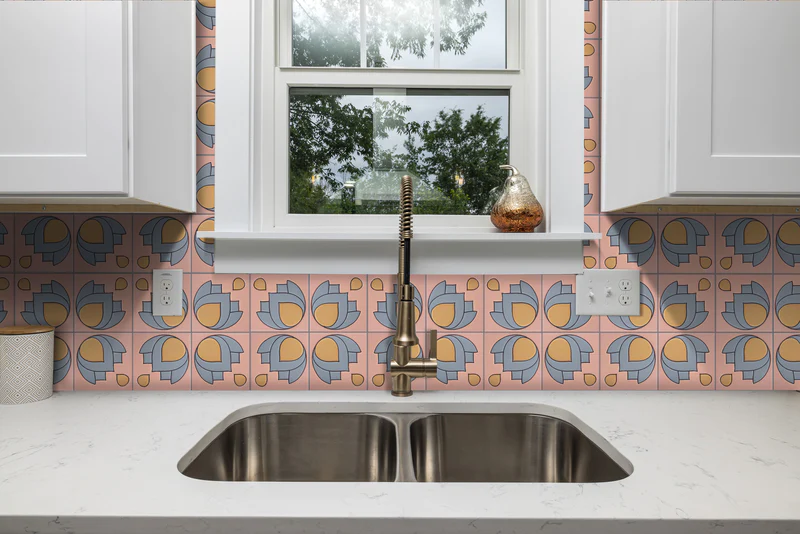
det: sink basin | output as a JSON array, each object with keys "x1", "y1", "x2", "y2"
[
  {"x1": 409, "y1": 414, "x2": 629, "y2": 483},
  {"x1": 179, "y1": 406, "x2": 632, "y2": 483},
  {"x1": 181, "y1": 413, "x2": 397, "y2": 482}
]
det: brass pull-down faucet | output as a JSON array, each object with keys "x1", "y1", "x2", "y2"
[{"x1": 390, "y1": 175, "x2": 438, "y2": 397}]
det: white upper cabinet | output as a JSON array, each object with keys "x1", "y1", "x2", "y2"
[
  {"x1": 0, "y1": 1, "x2": 195, "y2": 212},
  {"x1": 602, "y1": 1, "x2": 800, "y2": 211}
]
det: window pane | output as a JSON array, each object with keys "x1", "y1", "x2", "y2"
[
  {"x1": 366, "y1": 0, "x2": 436, "y2": 68},
  {"x1": 292, "y1": 0, "x2": 361, "y2": 67},
  {"x1": 439, "y1": 0, "x2": 506, "y2": 69},
  {"x1": 289, "y1": 88, "x2": 510, "y2": 215},
  {"x1": 292, "y1": 0, "x2": 508, "y2": 69}
]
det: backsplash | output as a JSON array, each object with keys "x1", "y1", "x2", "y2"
[{"x1": 0, "y1": 0, "x2": 797, "y2": 392}]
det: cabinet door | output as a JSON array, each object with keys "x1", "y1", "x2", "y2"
[
  {"x1": 673, "y1": 2, "x2": 800, "y2": 196},
  {"x1": 0, "y1": 2, "x2": 126, "y2": 195}
]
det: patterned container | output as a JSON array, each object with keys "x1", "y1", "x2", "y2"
[{"x1": 0, "y1": 326, "x2": 55, "y2": 405}]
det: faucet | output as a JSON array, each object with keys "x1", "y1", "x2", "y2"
[{"x1": 390, "y1": 175, "x2": 439, "y2": 397}]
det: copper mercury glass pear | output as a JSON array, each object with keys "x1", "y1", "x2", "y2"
[{"x1": 490, "y1": 165, "x2": 543, "y2": 232}]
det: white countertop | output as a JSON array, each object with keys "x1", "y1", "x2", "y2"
[{"x1": 0, "y1": 391, "x2": 799, "y2": 534}]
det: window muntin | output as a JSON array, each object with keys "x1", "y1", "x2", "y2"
[{"x1": 288, "y1": 88, "x2": 510, "y2": 215}]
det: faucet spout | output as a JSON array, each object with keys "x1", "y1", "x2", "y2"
[{"x1": 391, "y1": 176, "x2": 438, "y2": 397}]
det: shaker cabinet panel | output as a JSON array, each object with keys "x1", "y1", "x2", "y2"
[
  {"x1": 0, "y1": 2, "x2": 126, "y2": 195},
  {"x1": 674, "y1": 3, "x2": 800, "y2": 195},
  {"x1": 602, "y1": 1, "x2": 800, "y2": 211}
]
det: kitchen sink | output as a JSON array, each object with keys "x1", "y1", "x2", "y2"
[
  {"x1": 179, "y1": 406, "x2": 632, "y2": 483},
  {"x1": 181, "y1": 413, "x2": 397, "y2": 482},
  {"x1": 409, "y1": 414, "x2": 629, "y2": 483}
]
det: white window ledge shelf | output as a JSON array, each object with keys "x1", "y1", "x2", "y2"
[{"x1": 199, "y1": 230, "x2": 600, "y2": 275}]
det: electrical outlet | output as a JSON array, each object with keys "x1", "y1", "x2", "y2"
[
  {"x1": 152, "y1": 269, "x2": 183, "y2": 317},
  {"x1": 575, "y1": 269, "x2": 640, "y2": 316}
]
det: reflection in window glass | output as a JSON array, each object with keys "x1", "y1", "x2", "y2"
[
  {"x1": 292, "y1": 0, "x2": 361, "y2": 67},
  {"x1": 439, "y1": 0, "x2": 506, "y2": 69},
  {"x1": 292, "y1": 0, "x2": 507, "y2": 69},
  {"x1": 289, "y1": 88, "x2": 510, "y2": 215}
]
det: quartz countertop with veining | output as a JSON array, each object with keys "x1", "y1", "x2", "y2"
[{"x1": 0, "y1": 391, "x2": 798, "y2": 534}]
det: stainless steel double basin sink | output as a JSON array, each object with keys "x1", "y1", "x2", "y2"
[{"x1": 179, "y1": 406, "x2": 632, "y2": 484}]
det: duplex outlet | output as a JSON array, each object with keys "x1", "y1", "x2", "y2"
[
  {"x1": 575, "y1": 269, "x2": 640, "y2": 316},
  {"x1": 152, "y1": 269, "x2": 183, "y2": 317}
]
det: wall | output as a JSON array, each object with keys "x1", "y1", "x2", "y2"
[{"x1": 0, "y1": 0, "x2": 797, "y2": 393}]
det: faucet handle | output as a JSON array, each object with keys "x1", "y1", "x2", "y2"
[{"x1": 428, "y1": 329, "x2": 438, "y2": 360}]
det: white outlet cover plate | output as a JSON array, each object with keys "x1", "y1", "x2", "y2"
[
  {"x1": 152, "y1": 269, "x2": 183, "y2": 317},
  {"x1": 575, "y1": 269, "x2": 640, "y2": 316}
]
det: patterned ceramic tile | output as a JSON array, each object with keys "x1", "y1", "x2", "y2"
[
  {"x1": 196, "y1": 38, "x2": 215, "y2": 97},
  {"x1": 774, "y1": 275, "x2": 800, "y2": 334},
  {"x1": 600, "y1": 215, "x2": 658, "y2": 272},
  {"x1": 196, "y1": 1, "x2": 216, "y2": 38},
  {"x1": 134, "y1": 332, "x2": 192, "y2": 390},
  {"x1": 658, "y1": 275, "x2": 715, "y2": 334},
  {"x1": 584, "y1": 159, "x2": 600, "y2": 216},
  {"x1": 191, "y1": 215, "x2": 215, "y2": 272},
  {"x1": 658, "y1": 333, "x2": 716, "y2": 391},
  {"x1": 584, "y1": 98, "x2": 600, "y2": 157},
  {"x1": 0, "y1": 275, "x2": 13, "y2": 328},
  {"x1": 195, "y1": 156, "x2": 216, "y2": 213},
  {"x1": 425, "y1": 276, "x2": 483, "y2": 333},
  {"x1": 484, "y1": 332, "x2": 543, "y2": 390},
  {"x1": 585, "y1": 0, "x2": 602, "y2": 40},
  {"x1": 773, "y1": 333, "x2": 800, "y2": 391},
  {"x1": 309, "y1": 275, "x2": 367, "y2": 333},
  {"x1": 52, "y1": 332, "x2": 75, "y2": 392},
  {"x1": 583, "y1": 216, "x2": 601, "y2": 270},
  {"x1": 716, "y1": 215, "x2": 773, "y2": 274},
  {"x1": 15, "y1": 214, "x2": 73, "y2": 272},
  {"x1": 73, "y1": 332, "x2": 133, "y2": 391},
  {"x1": 191, "y1": 274, "x2": 249, "y2": 333},
  {"x1": 715, "y1": 275, "x2": 772, "y2": 334},
  {"x1": 716, "y1": 333, "x2": 773, "y2": 390},
  {"x1": 484, "y1": 275, "x2": 542, "y2": 333},
  {"x1": 584, "y1": 40, "x2": 601, "y2": 98},
  {"x1": 426, "y1": 332, "x2": 483, "y2": 391},
  {"x1": 14, "y1": 274, "x2": 73, "y2": 334},
  {"x1": 542, "y1": 332, "x2": 600, "y2": 390},
  {"x1": 773, "y1": 215, "x2": 800, "y2": 273},
  {"x1": 657, "y1": 216, "x2": 715, "y2": 274},
  {"x1": 600, "y1": 274, "x2": 658, "y2": 332},
  {"x1": 367, "y1": 275, "x2": 426, "y2": 333},
  {"x1": 73, "y1": 274, "x2": 132, "y2": 334},
  {"x1": 309, "y1": 332, "x2": 367, "y2": 390},
  {"x1": 73, "y1": 215, "x2": 133, "y2": 273},
  {"x1": 600, "y1": 332, "x2": 658, "y2": 390},
  {"x1": 191, "y1": 333, "x2": 250, "y2": 390},
  {"x1": 196, "y1": 96, "x2": 215, "y2": 154},
  {"x1": 251, "y1": 332, "x2": 310, "y2": 390},
  {"x1": 251, "y1": 274, "x2": 310, "y2": 333},
  {"x1": 0, "y1": 215, "x2": 13, "y2": 273},
  {"x1": 134, "y1": 214, "x2": 192, "y2": 272},
  {"x1": 133, "y1": 273, "x2": 192, "y2": 333},
  {"x1": 542, "y1": 275, "x2": 598, "y2": 332}
]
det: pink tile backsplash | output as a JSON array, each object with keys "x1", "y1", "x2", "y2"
[{"x1": 1, "y1": 1, "x2": 795, "y2": 393}]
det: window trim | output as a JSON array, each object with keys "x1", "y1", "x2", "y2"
[{"x1": 212, "y1": 0, "x2": 595, "y2": 274}]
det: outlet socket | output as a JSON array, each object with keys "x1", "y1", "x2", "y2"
[
  {"x1": 576, "y1": 269, "x2": 640, "y2": 316},
  {"x1": 153, "y1": 269, "x2": 183, "y2": 317}
]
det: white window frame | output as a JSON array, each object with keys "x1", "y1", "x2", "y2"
[{"x1": 210, "y1": 0, "x2": 595, "y2": 274}]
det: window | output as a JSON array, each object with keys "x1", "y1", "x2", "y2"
[{"x1": 212, "y1": 0, "x2": 588, "y2": 274}]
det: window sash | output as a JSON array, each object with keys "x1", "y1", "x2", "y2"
[
  {"x1": 278, "y1": 0, "x2": 520, "y2": 70},
  {"x1": 270, "y1": 68, "x2": 530, "y2": 230}
]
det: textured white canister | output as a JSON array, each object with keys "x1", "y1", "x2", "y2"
[{"x1": 0, "y1": 326, "x2": 55, "y2": 405}]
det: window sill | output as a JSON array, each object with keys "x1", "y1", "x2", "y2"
[{"x1": 199, "y1": 230, "x2": 599, "y2": 275}]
